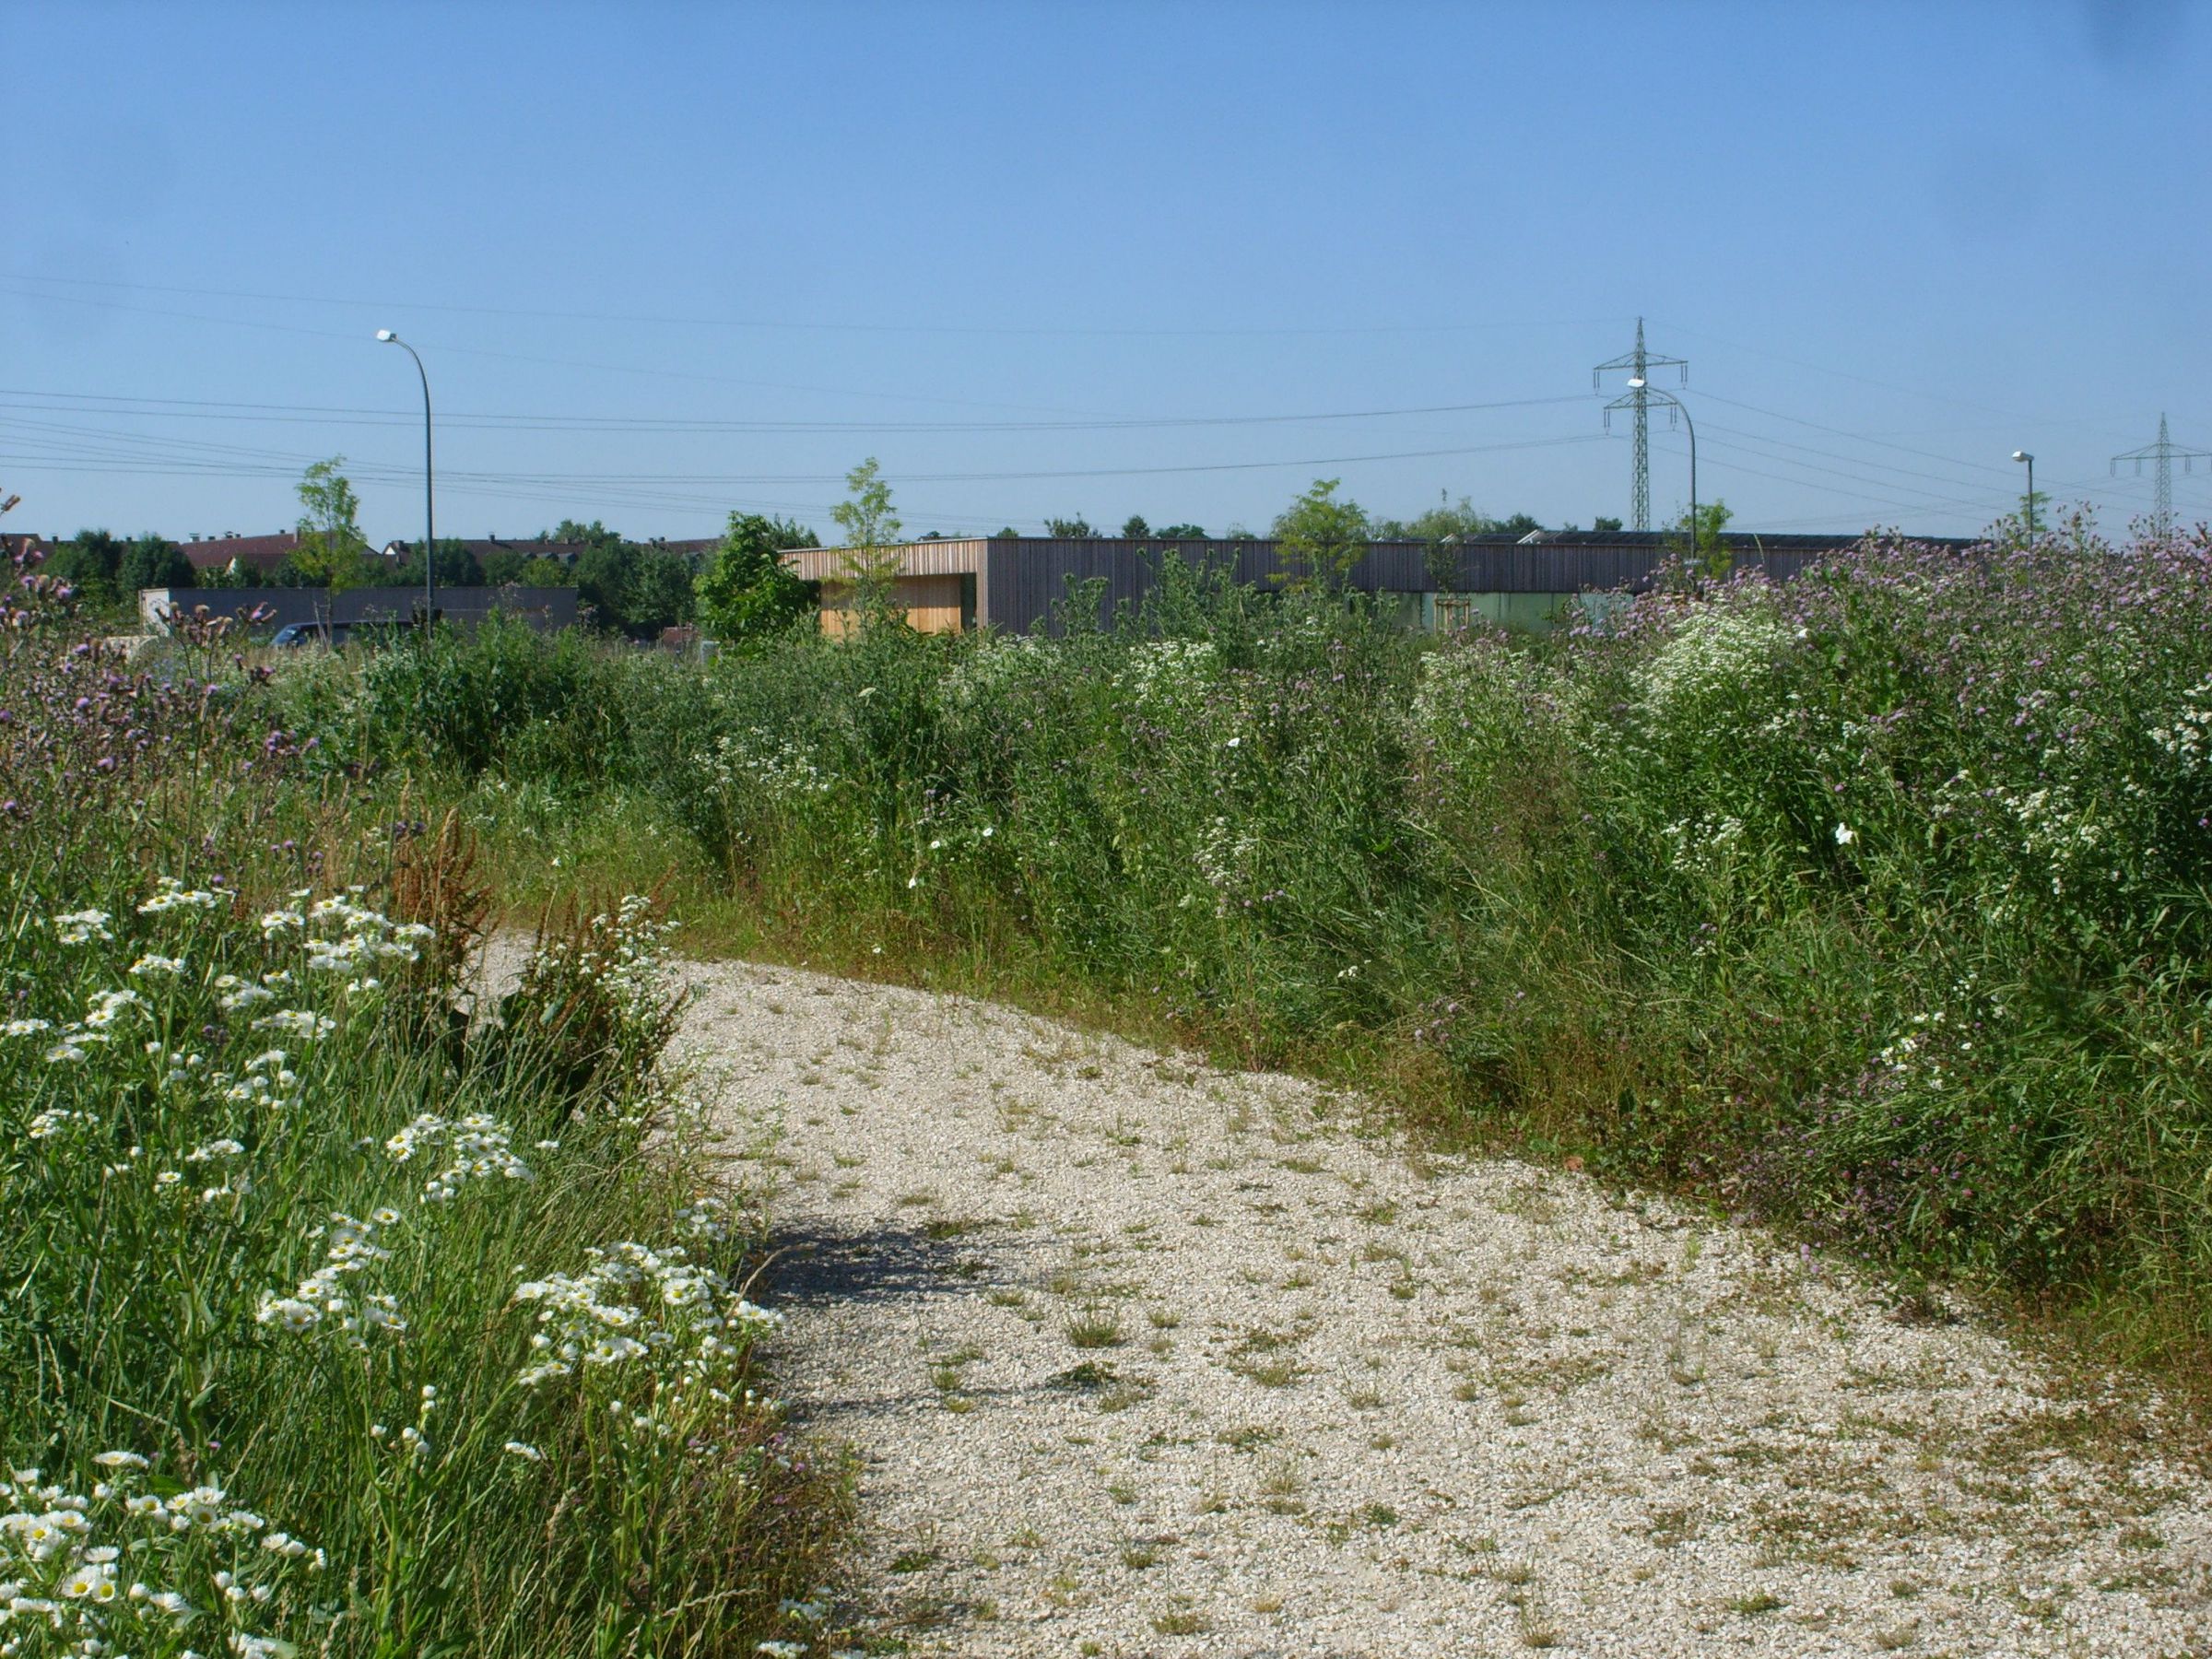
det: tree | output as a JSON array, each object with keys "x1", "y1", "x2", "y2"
[
  {"x1": 1121, "y1": 514, "x2": 1151, "y2": 539},
  {"x1": 546, "y1": 518, "x2": 624, "y2": 554},
  {"x1": 628, "y1": 549, "x2": 696, "y2": 633},
  {"x1": 289, "y1": 457, "x2": 374, "y2": 589},
  {"x1": 117, "y1": 534, "x2": 193, "y2": 594},
  {"x1": 696, "y1": 512, "x2": 819, "y2": 648},
  {"x1": 1271, "y1": 477, "x2": 1370, "y2": 593},
  {"x1": 197, "y1": 558, "x2": 265, "y2": 590},
  {"x1": 573, "y1": 543, "x2": 641, "y2": 631},
  {"x1": 1153, "y1": 523, "x2": 1207, "y2": 540},
  {"x1": 517, "y1": 557, "x2": 571, "y2": 586},
  {"x1": 1665, "y1": 499, "x2": 1735, "y2": 582},
  {"x1": 1593, "y1": 516, "x2": 1624, "y2": 534},
  {"x1": 990, "y1": 526, "x2": 1020, "y2": 539},
  {"x1": 1376, "y1": 497, "x2": 1492, "y2": 543},
  {"x1": 830, "y1": 457, "x2": 904, "y2": 628},
  {"x1": 47, "y1": 530, "x2": 124, "y2": 607},
  {"x1": 1043, "y1": 516, "x2": 1096, "y2": 538},
  {"x1": 479, "y1": 547, "x2": 533, "y2": 586},
  {"x1": 387, "y1": 538, "x2": 484, "y2": 589}
]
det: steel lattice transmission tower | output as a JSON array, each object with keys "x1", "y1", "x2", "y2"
[
  {"x1": 2112, "y1": 414, "x2": 2210, "y2": 538},
  {"x1": 1594, "y1": 318, "x2": 1688, "y2": 531}
]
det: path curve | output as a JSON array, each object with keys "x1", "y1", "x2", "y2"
[{"x1": 677, "y1": 959, "x2": 2211, "y2": 1658}]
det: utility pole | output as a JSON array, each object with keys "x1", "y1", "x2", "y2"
[
  {"x1": 1594, "y1": 318, "x2": 1688, "y2": 531},
  {"x1": 2111, "y1": 414, "x2": 2209, "y2": 539}
]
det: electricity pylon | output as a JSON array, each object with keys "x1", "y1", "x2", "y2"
[
  {"x1": 2112, "y1": 414, "x2": 2209, "y2": 538},
  {"x1": 1594, "y1": 318, "x2": 1688, "y2": 531}
]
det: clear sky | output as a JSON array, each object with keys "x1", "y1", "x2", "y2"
[{"x1": 5, "y1": 0, "x2": 2207, "y2": 547}]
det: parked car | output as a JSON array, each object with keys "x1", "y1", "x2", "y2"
[{"x1": 268, "y1": 619, "x2": 415, "y2": 650}]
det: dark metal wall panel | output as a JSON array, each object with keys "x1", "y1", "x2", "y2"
[
  {"x1": 140, "y1": 586, "x2": 581, "y2": 632},
  {"x1": 794, "y1": 537, "x2": 1861, "y2": 635},
  {"x1": 981, "y1": 539, "x2": 1238, "y2": 634}
]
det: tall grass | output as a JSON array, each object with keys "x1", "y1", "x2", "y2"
[
  {"x1": 1, "y1": 567, "x2": 843, "y2": 1657},
  {"x1": 318, "y1": 525, "x2": 2212, "y2": 1371}
]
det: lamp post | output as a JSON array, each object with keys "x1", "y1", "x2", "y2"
[
  {"x1": 2011, "y1": 450, "x2": 2035, "y2": 540},
  {"x1": 376, "y1": 329, "x2": 436, "y2": 626},
  {"x1": 1607, "y1": 376, "x2": 1697, "y2": 562}
]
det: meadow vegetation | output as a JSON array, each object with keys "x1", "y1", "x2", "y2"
[
  {"x1": 9, "y1": 501, "x2": 2211, "y2": 1650},
  {"x1": 0, "y1": 571, "x2": 844, "y2": 1655},
  {"x1": 319, "y1": 516, "x2": 2212, "y2": 1376}
]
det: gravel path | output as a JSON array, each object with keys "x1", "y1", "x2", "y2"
[{"x1": 677, "y1": 959, "x2": 2212, "y2": 1657}]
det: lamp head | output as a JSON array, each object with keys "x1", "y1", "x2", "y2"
[
  {"x1": 1627, "y1": 376, "x2": 1647, "y2": 389},
  {"x1": 2011, "y1": 450, "x2": 2032, "y2": 464},
  {"x1": 375, "y1": 329, "x2": 396, "y2": 343}
]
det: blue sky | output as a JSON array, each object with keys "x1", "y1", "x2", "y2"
[{"x1": 4, "y1": 1, "x2": 2207, "y2": 546}]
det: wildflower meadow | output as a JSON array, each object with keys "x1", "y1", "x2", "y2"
[
  {"x1": 9, "y1": 507, "x2": 2212, "y2": 1651},
  {"x1": 0, "y1": 555, "x2": 842, "y2": 1656},
  {"x1": 332, "y1": 519, "x2": 2212, "y2": 1373}
]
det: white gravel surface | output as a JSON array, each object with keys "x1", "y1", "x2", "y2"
[{"x1": 674, "y1": 959, "x2": 2212, "y2": 1658}]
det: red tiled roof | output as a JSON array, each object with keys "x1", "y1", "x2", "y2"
[{"x1": 182, "y1": 532, "x2": 302, "y2": 572}]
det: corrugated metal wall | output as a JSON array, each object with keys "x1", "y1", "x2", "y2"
[
  {"x1": 140, "y1": 586, "x2": 580, "y2": 633},
  {"x1": 782, "y1": 538, "x2": 1841, "y2": 636},
  {"x1": 980, "y1": 540, "x2": 1829, "y2": 633}
]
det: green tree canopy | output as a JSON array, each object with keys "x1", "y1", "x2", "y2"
[
  {"x1": 386, "y1": 538, "x2": 485, "y2": 589},
  {"x1": 117, "y1": 534, "x2": 193, "y2": 595},
  {"x1": 575, "y1": 542, "x2": 697, "y2": 637},
  {"x1": 49, "y1": 531, "x2": 193, "y2": 607},
  {"x1": 479, "y1": 547, "x2": 535, "y2": 586},
  {"x1": 695, "y1": 512, "x2": 819, "y2": 649},
  {"x1": 47, "y1": 531, "x2": 124, "y2": 607},
  {"x1": 545, "y1": 518, "x2": 625, "y2": 554},
  {"x1": 830, "y1": 458, "x2": 904, "y2": 629},
  {"x1": 288, "y1": 458, "x2": 375, "y2": 589},
  {"x1": 1271, "y1": 477, "x2": 1370, "y2": 592},
  {"x1": 1665, "y1": 499, "x2": 1735, "y2": 582},
  {"x1": 1043, "y1": 516, "x2": 1096, "y2": 538}
]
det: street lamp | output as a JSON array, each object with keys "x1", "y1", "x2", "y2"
[
  {"x1": 2011, "y1": 450, "x2": 2035, "y2": 539},
  {"x1": 1607, "y1": 375, "x2": 1699, "y2": 564},
  {"x1": 377, "y1": 330, "x2": 436, "y2": 626}
]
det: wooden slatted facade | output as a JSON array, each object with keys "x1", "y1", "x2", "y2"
[{"x1": 783, "y1": 532, "x2": 1965, "y2": 637}]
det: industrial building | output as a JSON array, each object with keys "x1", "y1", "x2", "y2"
[{"x1": 782, "y1": 530, "x2": 1976, "y2": 637}]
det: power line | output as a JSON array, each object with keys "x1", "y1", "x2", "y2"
[
  {"x1": 0, "y1": 424, "x2": 1610, "y2": 490},
  {"x1": 0, "y1": 270, "x2": 1621, "y2": 340},
  {"x1": 0, "y1": 385, "x2": 1593, "y2": 437}
]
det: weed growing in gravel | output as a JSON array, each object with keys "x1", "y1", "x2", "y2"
[{"x1": 1065, "y1": 1307, "x2": 1126, "y2": 1348}]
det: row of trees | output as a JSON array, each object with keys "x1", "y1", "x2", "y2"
[
  {"x1": 994, "y1": 504, "x2": 1619, "y2": 544},
  {"x1": 51, "y1": 449, "x2": 1650, "y2": 636}
]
